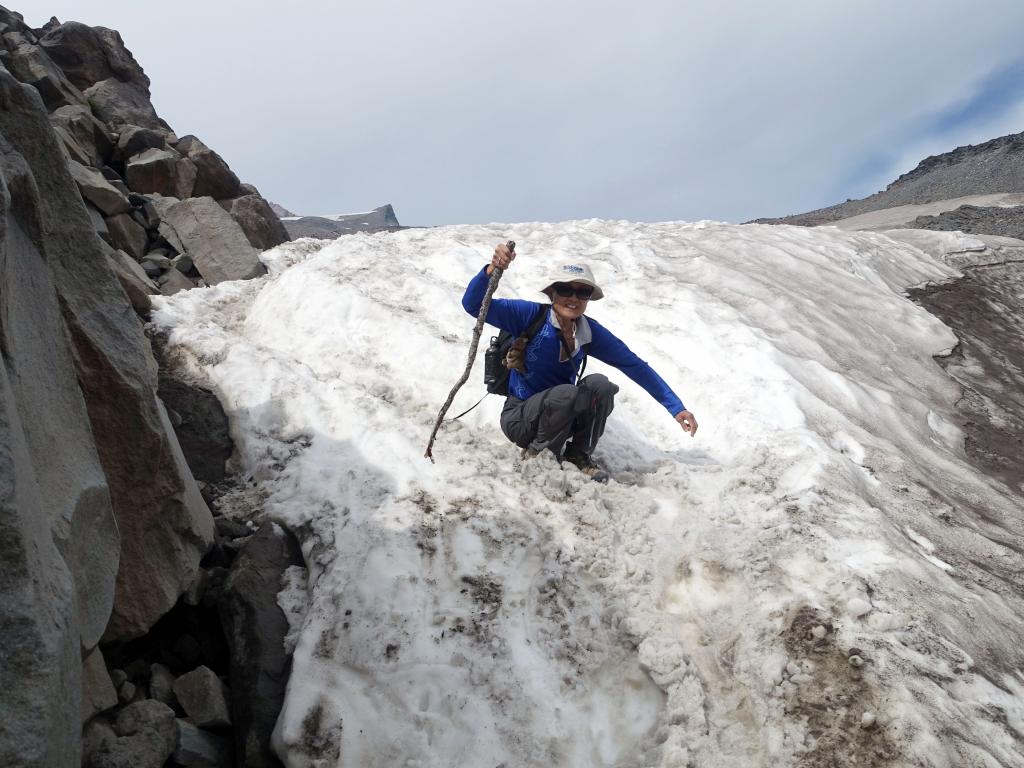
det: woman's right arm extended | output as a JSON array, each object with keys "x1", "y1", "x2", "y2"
[{"x1": 461, "y1": 243, "x2": 535, "y2": 333}]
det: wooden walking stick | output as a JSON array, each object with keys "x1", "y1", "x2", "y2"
[{"x1": 424, "y1": 240, "x2": 515, "y2": 461}]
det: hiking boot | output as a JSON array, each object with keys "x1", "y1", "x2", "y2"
[
  {"x1": 562, "y1": 449, "x2": 609, "y2": 483},
  {"x1": 521, "y1": 447, "x2": 540, "y2": 459}
]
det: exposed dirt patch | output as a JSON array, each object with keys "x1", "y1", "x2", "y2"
[
  {"x1": 461, "y1": 574, "x2": 503, "y2": 642},
  {"x1": 297, "y1": 701, "x2": 342, "y2": 763},
  {"x1": 781, "y1": 607, "x2": 898, "y2": 768}
]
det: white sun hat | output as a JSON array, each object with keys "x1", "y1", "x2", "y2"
[{"x1": 539, "y1": 262, "x2": 605, "y2": 301}]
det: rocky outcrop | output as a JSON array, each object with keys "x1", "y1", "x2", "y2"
[
  {"x1": 0, "y1": 20, "x2": 224, "y2": 762},
  {"x1": 0, "y1": 58, "x2": 215, "y2": 642},
  {"x1": 38, "y1": 21, "x2": 150, "y2": 92},
  {"x1": 756, "y1": 131, "x2": 1024, "y2": 226},
  {"x1": 0, "y1": 5, "x2": 309, "y2": 764},
  {"x1": 282, "y1": 203, "x2": 402, "y2": 240},
  {"x1": 912, "y1": 203, "x2": 1024, "y2": 240},
  {"x1": 0, "y1": 14, "x2": 84, "y2": 111},
  {"x1": 1, "y1": 5, "x2": 290, "y2": 299}
]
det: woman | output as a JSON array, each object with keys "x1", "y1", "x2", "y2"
[{"x1": 462, "y1": 242, "x2": 698, "y2": 481}]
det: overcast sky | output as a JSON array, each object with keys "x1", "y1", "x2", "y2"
[{"x1": 26, "y1": 1, "x2": 1024, "y2": 226}]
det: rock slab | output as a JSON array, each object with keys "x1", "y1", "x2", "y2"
[{"x1": 159, "y1": 196, "x2": 265, "y2": 283}]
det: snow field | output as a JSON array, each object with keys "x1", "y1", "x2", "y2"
[{"x1": 153, "y1": 220, "x2": 1024, "y2": 767}]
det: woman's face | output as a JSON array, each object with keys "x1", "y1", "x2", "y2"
[{"x1": 549, "y1": 282, "x2": 592, "y2": 322}]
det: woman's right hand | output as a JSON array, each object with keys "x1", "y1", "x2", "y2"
[{"x1": 487, "y1": 242, "x2": 516, "y2": 274}]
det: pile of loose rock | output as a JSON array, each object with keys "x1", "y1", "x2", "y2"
[
  {"x1": 81, "y1": 512, "x2": 304, "y2": 768},
  {"x1": 0, "y1": 8, "x2": 289, "y2": 311}
]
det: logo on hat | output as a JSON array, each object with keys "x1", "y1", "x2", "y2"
[{"x1": 563, "y1": 265, "x2": 585, "y2": 274}]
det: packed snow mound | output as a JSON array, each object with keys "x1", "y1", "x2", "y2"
[{"x1": 152, "y1": 220, "x2": 1024, "y2": 768}]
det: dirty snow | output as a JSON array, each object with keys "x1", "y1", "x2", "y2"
[{"x1": 151, "y1": 220, "x2": 1024, "y2": 768}]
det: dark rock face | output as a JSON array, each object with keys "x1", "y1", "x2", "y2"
[
  {"x1": 282, "y1": 203, "x2": 402, "y2": 240},
  {"x1": 157, "y1": 373, "x2": 234, "y2": 484},
  {"x1": 0, "y1": 61, "x2": 214, "y2": 650},
  {"x1": 0, "y1": 7, "x2": 302, "y2": 764},
  {"x1": 909, "y1": 261, "x2": 1024, "y2": 496},
  {"x1": 220, "y1": 522, "x2": 304, "y2": 768},
  {"x1": 0, "y1": 68, "x2": 119, "y2": 768},
  {"x1": 912, "y1": 204, "x2": 1024, "y2": 240},
  {"x1": 756, "y1": 131, "x2": 1024, "y2": 226}
]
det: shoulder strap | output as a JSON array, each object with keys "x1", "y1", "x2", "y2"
[
  {"x1": 521, "y1": 303, "x2": 550, "y2": 340},
  {"x1": 576, "y1": 351, "x2": 588, "y2": 383},
  {"x1": 575, "y1": 314, "x2": 590, "y2": 383}
]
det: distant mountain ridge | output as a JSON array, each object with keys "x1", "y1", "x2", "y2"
[
  {"x1": 756, "y1": 130, "x2": 1024, "y2": 225},
  {"x1": 280, "y1": 203, "x2": 402, "y2": 240}
]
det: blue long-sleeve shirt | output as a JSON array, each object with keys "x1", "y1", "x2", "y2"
[{"x1": 462, "y1": 266, "x2": 685, "y2": 415}]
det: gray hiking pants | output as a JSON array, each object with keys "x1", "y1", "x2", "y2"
[{"x1": 500, "y1": 374, "x2": 619, "y2": 456}]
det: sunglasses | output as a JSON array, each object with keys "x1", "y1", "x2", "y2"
[{"x1": 552, "y1": 282, "x2": 594, "y2": 300}]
